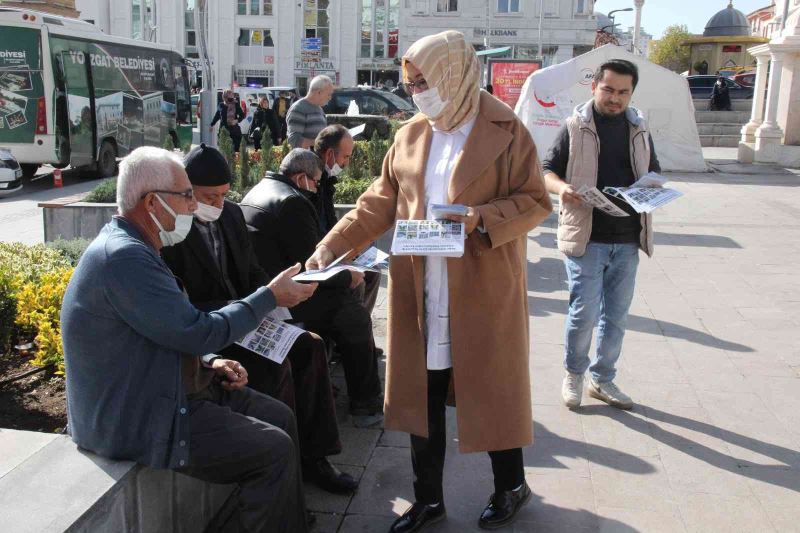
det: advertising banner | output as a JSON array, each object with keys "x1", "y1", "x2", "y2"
[
  {"x1": 488, "y1": 59, "x2": 541, "y2": 109},
  {"x1": 0, "y1": 26, "x2": 43, "y2": 143}
]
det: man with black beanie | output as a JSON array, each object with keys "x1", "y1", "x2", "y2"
[{"x1": 162, "y1": 143, "x2": 359, "y2": 494}]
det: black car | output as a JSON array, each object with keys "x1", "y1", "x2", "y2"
[
  {"x1": 323, "y1": 87, "x2": 416, "y2": 119},
  {"x1": 686, "y1": 75, "x2": 753, "y2": 99}
]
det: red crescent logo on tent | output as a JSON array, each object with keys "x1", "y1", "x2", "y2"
[{"x1": 534, "y1": 90, "x2": 556, "y2": 108}]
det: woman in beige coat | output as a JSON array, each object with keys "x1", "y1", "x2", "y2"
[{"x1": 307, "y1": 31, "x2": 552, "y2": 531}]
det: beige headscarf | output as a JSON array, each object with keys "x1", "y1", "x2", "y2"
[{"x1": 402, "y1": 30, "x2": 481, "y2": 133}]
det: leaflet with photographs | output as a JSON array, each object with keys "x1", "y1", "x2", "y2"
[
  {"x1": 235, "y1": 311, "x2": 304, "y2": 365},
  {"x1": 390, "y1": 220, "x2": 465, "y2": 257}
]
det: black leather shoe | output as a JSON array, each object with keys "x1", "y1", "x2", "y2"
[
  {"x1": 303, "y1": 457, "x2": 359, "y2": 494},
  {"x1": 350, "y1": 395, "x2": 384, "y2": 416},
  {"x1": 389, "y1": 502, "x2": 446, "y2": 533},
  {"x1": 478, "y1": 483, "x2": 532, "y2": 529}
]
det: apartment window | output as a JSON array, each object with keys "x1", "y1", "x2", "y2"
[
  {"x1": 132, "y1": 0, "x2": 142, "y2": 39},
  {"x1": 263, "y1": 0, "x2": 273, "y2": 15},
  {"x1": 498, "y1": 0, "x2": 520, "y2": 13},
  {"x1": 436, "y1": 0, "x2": 458, "y2": 13},
  {"x1": 412, "y1": 0, "x2": 428, "y2": 14},
  {"x1": 238, "y1": 0, "x2": 247, "y2": 15},
  {"x1": 187, "y1": 30, "x2": 196, "y2": 46},
  {"x1": 238, "y1": 29, "x2": 274, "y2": 47},
  {"x1": 359, "y1": 0, "x2": 400, "y2": 59},
  {"x1": 304, "y1": 0, "x2": 330, "y2": 59}
]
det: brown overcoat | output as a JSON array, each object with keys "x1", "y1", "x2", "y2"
[{"x1": 320, "y1": 92, "x2": 552, "y2": 453}]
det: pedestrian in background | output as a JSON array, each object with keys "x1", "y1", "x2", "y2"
[
  {"x1": 287, "y1": 76, "x2": 333, "y2": 149},
  {"x1": 210, "y1": 89, "x2": 245, "y2": 152},
  {"x1": 709, "y1": 76, "x2": 732, "y2": 111},
  {"x1": 251, "y1": 97, "x2": 281, "y2": 150}
]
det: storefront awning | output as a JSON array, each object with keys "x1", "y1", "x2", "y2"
[{"x1": 476, "y1": 46, "x2": 512, "y2": 57}]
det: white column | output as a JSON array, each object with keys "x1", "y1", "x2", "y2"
[
  {"x1": 755, "y1": 51, "x2": 787, "y2": 163},
  {"x1": 633, "y1": 0, "x2": 644, "y2": 55},
  {"x1": 757, "y1": 51, "x2": 786, "y2": 135},
  {"x1": 741, "y1": 54, "x2": 769, "y2": 142}
]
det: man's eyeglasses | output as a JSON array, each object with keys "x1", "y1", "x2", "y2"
[
  {"x1": 405, "y1": 78, "x2": 429, "y2": 92},
  {"x1": 141, "y1": 189, "x2": 195, "y2": 200}
]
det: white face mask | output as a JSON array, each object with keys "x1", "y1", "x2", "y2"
[
  {"x1": 412, "y1": 86, "x2": 449, "y2": 119},
  {"x1": 149, "y1": 194, "x2": 193, "y2": 247},
  {"x1": 194, "y1": 201, "x2": 223, "y2": 223},
  {"x1": 327, "y1": 162, "x2": 342, "y2": 177}
]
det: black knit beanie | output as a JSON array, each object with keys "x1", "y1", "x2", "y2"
[{"x1": 183, "y1": 143, "x2": 232, "y2": 186}]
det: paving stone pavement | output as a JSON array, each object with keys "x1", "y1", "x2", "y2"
[{"x1": 306, "y1": 164, "x2": 800, "y2": 532}]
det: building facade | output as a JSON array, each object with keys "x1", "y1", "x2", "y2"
[
  {"x1": 748, "y1": 2, "x2": 777, "y2": 39},
  {"x1": 74, "y1": 0, "x2": 597, "y2": 94}
]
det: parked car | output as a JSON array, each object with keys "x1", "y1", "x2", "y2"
[
  {"x1": 323, "y1": 87, "x2": 416, "y2": 119},
  {"x1": 732, "y1": 71, "x2": 756, "y2": 87},
  {"x1": 0, "y1": 148, "x2": 23, "y2": 196},
  {"x1": 686, "y1": 75, "x2": 753, "y2": 99}
]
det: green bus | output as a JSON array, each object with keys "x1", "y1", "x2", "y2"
[{"x1": 0, "y1": 7, "x2": 193, "y2": 178}]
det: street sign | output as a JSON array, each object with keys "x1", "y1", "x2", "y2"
[{"x1": 301, "y1": 37, "x2": 322, "y2": 51}]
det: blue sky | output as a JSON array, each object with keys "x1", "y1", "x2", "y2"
[{"x1": 594, "y1": 0, "x2": 772, "y2": 39}]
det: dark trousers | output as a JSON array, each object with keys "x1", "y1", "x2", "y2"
[
  {"x1": 181, "y1": 382, "x2": 308, "y2": 533},
  {"x1": 292, "y1": 287, "x2": 382, "y2": 405},
  {"x1": 357, "y1": 270, "x2": 381, "y2": 316},
  {"x1": 223, "y1": 331, "x2": 341, "y2": 460},
  {"x1": 411, "y1": 369, "x2": 525, "y2": 504},
  {"x1": 224, "y1": 125, "x2": 243, "y2": 152}
]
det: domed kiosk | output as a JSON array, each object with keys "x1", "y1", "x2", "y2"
[
  {"x1": 684, "y1": 1, "x2": 768, "y2": 75},
  {"x1": 704, "y1": 2, "x2": 751, "y2": 37}
]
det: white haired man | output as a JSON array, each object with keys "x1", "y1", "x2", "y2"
[
  {"x1": 287, "y1": 75, "x2": 333, "y2": 148},
  {"x1": 61, "y1": 146, "x2": 317, "y2": 532}
]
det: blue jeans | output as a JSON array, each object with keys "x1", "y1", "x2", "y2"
[{"x1": 563, "y1": 242, "x2": 640, "y2": 383}]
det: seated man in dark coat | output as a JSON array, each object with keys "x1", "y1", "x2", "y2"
[
  {"x1": 313, "y1": 125, "x2": 382, "y2": 340},
  {"x1": 240, "y1": 149, "x2": 384, "y2": 426},
  {"x1": 162, "y1": 144, "x2": 357, "y2": 494}
]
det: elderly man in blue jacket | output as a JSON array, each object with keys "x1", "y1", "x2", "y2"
[{"x1": 61, "y1": 146, "x2": 317, "y2": 533}]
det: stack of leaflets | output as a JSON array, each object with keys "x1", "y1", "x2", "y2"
[
  {"x1": 235, "y1": 307, "x2": 303, "y2": 364},
  {"x1": 390, "y1": 204, "x2": 468, "y2": 257},
  {"x1": 390, "y1": 219, "x2": 465, "y2": 257}
]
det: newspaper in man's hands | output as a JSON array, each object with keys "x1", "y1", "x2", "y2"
[
  {"x1": 576, "y1": 185, "x2": 629, "y2": 217},
  {"x1": 236, "y1": 310, "x2": 304, "y2": 365},
  {"x1": 603, "y1": 172, "x2": 683, "y2": 214}
]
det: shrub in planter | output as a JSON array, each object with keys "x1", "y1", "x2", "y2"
[
  {"x1": 46, "y1": 238, "x2": 91, "y2": 267},
  {"x1": 334, "y1": 176, "x2": 375, "y2": 204},
  {"x1": 15, "y1": 267, "x2": 74, "y2": 374},
  {"x1": 84, "y1": 178, "x2": 117, "y2": 203},
  {"x1": 0, "y1": 243, "x2": 71, "y2": 352}
]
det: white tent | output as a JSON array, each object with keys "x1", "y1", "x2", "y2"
[{"x1": 515, "y1": 45, "x2": 707, "y2": 172}]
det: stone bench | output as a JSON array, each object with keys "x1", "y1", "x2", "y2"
[{"x1": 0, "y1": 429, "x2": 233, "y2": 532}]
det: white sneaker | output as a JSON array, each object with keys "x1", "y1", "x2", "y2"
[
  {"x1": 587, "y1": 379, "x2": 633, "y2": 410},
  {"x1": 561, "y1": 371, "x2": 584, "y2": 408}
]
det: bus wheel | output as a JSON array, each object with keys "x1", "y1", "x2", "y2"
[
  {"x1": 20, "y1": 164, "x2": 39, "y2": 180},
  {"x1": 96, "y1": 141, "x2": 117, "y2": 178}
]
